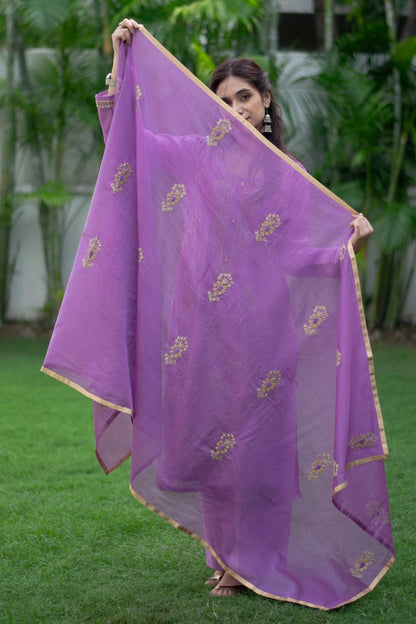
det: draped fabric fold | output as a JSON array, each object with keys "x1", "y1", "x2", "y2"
[{"x1": 42, "y1": 27, "x2": 394, "y2": 610}]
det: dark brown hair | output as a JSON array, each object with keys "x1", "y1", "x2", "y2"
[{"x1": 209, "y1": 58, "x2": 291, "y2": 156}]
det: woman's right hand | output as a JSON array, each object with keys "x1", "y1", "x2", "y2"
[{"x1": 111, "y1": 18, "x2": 141, "y2": 54}]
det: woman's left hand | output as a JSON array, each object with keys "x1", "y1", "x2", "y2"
[{"x1": 350, "y1": 213, "x2": 374, "y2": 254}]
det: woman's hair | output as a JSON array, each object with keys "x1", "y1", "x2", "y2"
[{"x1": 209, "y1": 58, "x2": 291, "y2": 155}]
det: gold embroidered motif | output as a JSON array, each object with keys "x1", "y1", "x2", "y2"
[
  {"x1": 351, "y1": 551, "x2": 376, "y2": 578},
  {"x1": 211, "y1": 433, "x2": 236, "y2": 460},
  {"x1": 161, "y1": 184, "x2": 186, "y2": 212},
  {"x1": 257, "y1": 370, "x2": 282, "y2": 398},
  {"x1": 96, "y1": 99, "x2": 114, "y2": 109},
  {"x1": 165, "y1": 336, "x2": 189, "y2": 365},
  {"x1": 208, "y1": 273, "x2": 233, "y2": 302},
  {"x1": 206, "y1": 119, "x2": 232, "y2": 146},
  {"x1": 339, "y1": 244, "x2": 347, "y2": 261},
  {"x1": 307, "y1": 453, "x2": 339, "y2": 480},
  {"x1": 336, "y1": 350, "x2": 342, "y2": 366},
  {"x1": 138, "y1": 248, "x2": 144, "y2": 263},
  {"x1": 82, "y1": 237, "x2": 102, "y2": 269},
  {"x1": 255, "y1": 213, "x2": 281, "y2": 242},
  {"x1": 366, "y1": 502, "x2": 390, "y2": 525},
  {"x1": 135, "y1": 85, "x2": 142, "y2": 99},
  {"x1": 304, "y1": 305, "x2": 328, "y2": 335},
  {"x1": 348, "y1": 432, "x2": 378, "y2": 450},
  {"x1": 111, "y1": 163, "x2": 132, "y2": 193}
]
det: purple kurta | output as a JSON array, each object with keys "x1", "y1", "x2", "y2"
[{"x1": 42, "y1": 27, "x2": 394, "y2": 610}]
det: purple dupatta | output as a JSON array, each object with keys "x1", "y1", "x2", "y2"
[{"x1": 42, "y1": 27, "x2": 394, "y2": 610}]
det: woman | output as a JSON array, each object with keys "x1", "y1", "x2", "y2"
[
  {"x1": 43, "y1": 18, "x2": 394, "y2": 610},
  {"x1": 103, "y1": 19, "x2": 375, "y2": 598}
]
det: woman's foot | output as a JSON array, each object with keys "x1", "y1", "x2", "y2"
[
  {"x1": 210, "y1": 571, "x2": 244, "y2": 596},
  {"x1": 205, "y1": 569, "x2": 224, "y2": 586}
]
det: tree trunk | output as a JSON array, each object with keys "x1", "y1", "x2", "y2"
[
  {"x1": 264, "y1": 0, "x2": 280, "y2": 61},
  {"x1": 314, "y1": 0, "x2": 325, "y2": 50},
  {"x1": 314, "y1": 0, "x2": 335, "y2": 50},
  {"x1": 0, "y1": 3, "x2": 17, "y2": 322},
  {"x1": 401, "y1": 0, "x2": 416, "y2": 39},
  {"x1": 324, "y1": 0, "x2": 334, "y2": 50}
]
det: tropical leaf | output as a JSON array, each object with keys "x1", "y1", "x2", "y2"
[
  {"x1": 331, "y1": 180, "x2": 366, "y2": 209},
  {"x1": 374, "y1": 202, "x2": 416, "y2": 252},
  {"x1": 392, "y1": 36, "x2": 416, "y2": 74},
  {"x1": 21, "y1": 181, "x2": 72, "y2": 208},
  {"x1": 191, "y1": 41, "x2": 216, "y2": 84},
  {"x1": 19, "y1": 0, "x2": 71, "y2": 33}
]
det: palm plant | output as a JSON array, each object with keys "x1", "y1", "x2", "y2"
[
  {"x1": 303, "y1": 2, "x2": 416, "y2": 328},
  {"x1": 111, "y1": 0, "x2": 262, "y2": 75},
  {"x1": 0, "y1": 0, "x2": 110, "y2": 323}
]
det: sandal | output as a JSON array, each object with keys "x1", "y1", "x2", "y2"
[
  {"x1": 210, "y1": 572, "x2": 244, "y2": 597},
  {"x1": 205, "y1": 570, "x2": 224, "y2": 586}
]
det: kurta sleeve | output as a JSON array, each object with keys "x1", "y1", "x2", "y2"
[{"x1": 95, "y1": 90, "x2": 114, "y2": 143}]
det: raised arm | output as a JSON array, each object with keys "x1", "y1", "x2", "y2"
[
  {"x1": 107, "y1": 18, "x2": 141, "y2": 95},
  {"x1": 96, "y1": 18, "x2": 141, "y2": 142}
]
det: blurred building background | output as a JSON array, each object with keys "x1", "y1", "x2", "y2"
[{"x1": 1, "y1": 1, "x2": 415, "y2": 327}]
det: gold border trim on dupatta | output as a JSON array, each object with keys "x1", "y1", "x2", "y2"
[
  {"x1": 345, "y1": 454, "x2": 388, "y2": 471},
  {"x1": 136, "y1": 26, "x2": 358, "y2": 215},
  {"x1": 333, "y1": 480, "x2": 348, "y2": 495},
  {"x1": 130, "y1": 483, "x2": 395, "y2": 611},
  {"x1": 96, "y1": 450, "x2": 132, "y2": 476},
  {"x1": 347, "y1": 240, "x2": 389, "y2": 457},
  {"x1": 40, "y1": 366, "x2": 133, "y2": 415}
]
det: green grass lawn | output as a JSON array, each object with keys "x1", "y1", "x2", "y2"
[{"x1": 0, "y1": 337, "x2": 415, "y2": 624}]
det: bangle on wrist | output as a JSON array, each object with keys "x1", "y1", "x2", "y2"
[{"x1": 105, "y1": 73, "x2": 116, "y2": 87}]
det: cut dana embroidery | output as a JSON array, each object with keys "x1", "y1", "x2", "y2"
[
  {"x1": 211, "y1": 433, "x2": 236, "y2": 460},
  {"x1": 350, "y1": 552, "x2": 376, "y2": 578},
  {"x1": 161, "y1": 183, "x2": 186, "y2": 212},
  {"x1": 111, "y1": 162, "x2": 132, "y2": 193},
  {"x1": 304, "y1": 305, "x2": 328, "y2": 335},
  {"x1": 307, "y1": 453, "x2": 339, "y2": 480},
  {"x1": 208, "y1": 273, "x2": 233, "y2": 302},
  {"x1": 257, "y1": 370, "x2": 282, "y2": 398},
  {"x1": 348, "y1": 432, "x2": 378, "y2": 449},
  {"x1": 255, "y1": 213, "x2": 281, "y2": 242},
  {"x1": 138, "y1": 248, "x2": 144, "y2": 263},
  {"x1": 165, "y1": 336, "x2": 189, "y2": 365},
  {"x1": 366, "y1": 502, "x2": 390, "y2": 525},
  {"x1": 206, "y1": 119, "x2": 232, "y2": 146},
  {"x1": 82, "y1": 237, "x2": 102, "y2": 269}
]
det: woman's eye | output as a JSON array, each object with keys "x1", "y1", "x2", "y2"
[{"x1": 241, "y1": 93, "x2": 251, "y2": 101}]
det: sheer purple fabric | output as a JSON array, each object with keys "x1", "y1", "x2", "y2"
[{"x1": 42, "y1": 27, "x2": 394, "y2": 609}]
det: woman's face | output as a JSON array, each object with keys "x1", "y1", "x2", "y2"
[{"x1": 215, "y1": 75, "x2": 271, "y2": 131}]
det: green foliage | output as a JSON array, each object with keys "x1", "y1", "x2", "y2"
[
  {"x1": 191, "y1": 41, "x2": 216, "y2": 85},
  {"x1": 392, "y1": 36, "x2": 416, "y2": 74},
  {"x1": 0, "y1": 0, "x2": 109, "y2": 323},
  {"x1": 19, "y1": 0, "x2": 71, "y2": 33},
  {"x1": 21, "y1": 181, "x2": 72, "y2": 208},
  {"x1": 304, "y1": 4, "x2": 416, "y2": 328},
  {"x1": 374, "y1": 201, "x2": 416, "y2": 253},
  {"x1": 112, "y1": 0, "x2": 262, "y2": 74}
]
